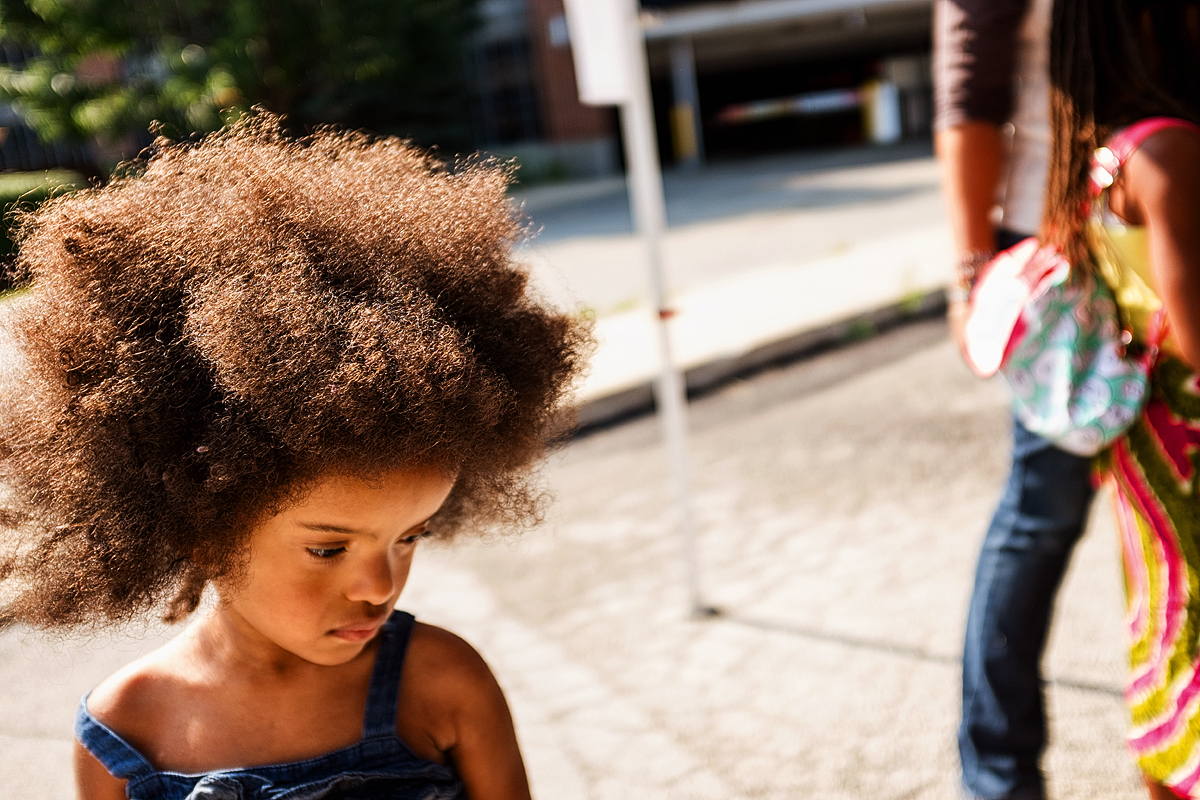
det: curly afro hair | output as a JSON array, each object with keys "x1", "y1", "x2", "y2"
[{"x1": 0, "y1": 113, "x2": 588, "y2": 629}]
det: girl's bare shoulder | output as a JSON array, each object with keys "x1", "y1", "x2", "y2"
[
  {"x1": 403, "y1": 622, "x2": 499, "y2": 702},
  {"x1": 85, "y1": 635, "x2": 195, "y2": 745},
  {"x1": 1110, "y1": 125, "x2": 1200, "y2": 225},
  {"x1": 75, "y1": 652, "x2": 177, "y2": 800},
  {"x1": 400, "y1": 622, "x2": 530, "y2": 799},
  {"x1": 1135, "y1": 124, "x2": 1200, "y2": 161},
  {"x1": 397, "y1": 622, "x2": 511, "y2": 754},
  {"x1": 1126, "y1": 126, "x2": 1200, "y2": 198}
]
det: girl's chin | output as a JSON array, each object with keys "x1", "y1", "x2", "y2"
[{"x1": 298, "y1": 639, "x2": 372, "y2": 667}]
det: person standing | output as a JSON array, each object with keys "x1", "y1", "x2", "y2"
[
  {"x1": 933, "y1": 0, "x2": 1095, "y2": 798},
  {"x1": 1045, "y1": 0, "x2": 1200, "y2": 795}
]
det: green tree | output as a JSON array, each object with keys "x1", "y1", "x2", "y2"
[{"x1": 0, "y1": 0, "x2": 479, "y2": 162}]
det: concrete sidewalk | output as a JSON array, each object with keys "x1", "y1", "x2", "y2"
[
  {"x1": 574, "y1": 223, "x2": 951, "y2": 423},
  {"x1": 510, "y1": 141, "x2": 952, "y2": 422}
]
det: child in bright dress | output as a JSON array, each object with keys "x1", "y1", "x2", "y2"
[
  {"x1": 0, "y1": 114, "x2": 586, "y2": 800},
  {"x1": 1042, "y1": 0, "x2": 1200, "y2": 797}
]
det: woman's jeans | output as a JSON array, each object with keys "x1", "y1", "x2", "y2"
[{"x1": 958, "y1": 417, "x2": 1094, "y2": 800}]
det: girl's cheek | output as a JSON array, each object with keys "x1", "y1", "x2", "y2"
[
  {"x1": 290, "y1": 565, "x2": 345, "y2": 598},
  {"x1": 250, "y1": 550, "x2": 336, "y2": 604}
]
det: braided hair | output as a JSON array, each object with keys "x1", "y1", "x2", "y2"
[{"x1": 1044, "y1": 0, "x2": 1200, "y2": 265}]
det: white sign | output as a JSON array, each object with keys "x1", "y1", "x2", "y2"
[{"x1": 562, "y1": 0, "x2": 633, "y2": 105}]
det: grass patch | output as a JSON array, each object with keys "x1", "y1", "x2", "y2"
[
  {"x1": 0, "y1": 170, "x2": 87, "y2": 289},
  {"x1": 607, "y1": 296, "x2": 643, "y2": 315},
  {"x1": 0, "y1": 284, "x2": 30, "y2": 304},
  {"x1": 899, "y1": 288, "x2": 928, "y2": 315},
  {"x1": 0, "y1": 169, "x2": 86, "y2": 198},
  {"x1": 844, "y1": 318, "x2": 879, "y2": 342}
]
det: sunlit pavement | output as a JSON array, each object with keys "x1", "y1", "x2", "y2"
[
  {"x1": 1, "y1": 321, "x2": 1140, "y2": 799},
  {"x1": 406, "y1": 321, "x2": 1139, "y2": 800},
  {"x1": 514, "y1": 142, "x2": 953, "y2": 405},
  {"x1": 516, "y1": 140, "x2": 946, "y2": 317}
]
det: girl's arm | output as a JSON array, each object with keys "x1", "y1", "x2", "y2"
[
  {"x1": 1114, "y1": 126, "x2": 1200, "y2": 369},
  {"x1": 445, "y1": 650, "x2": 532, "y2": 800},
  {"x1": 74, "y1": 741, "x2": 128, "y2": 800},
  {"x1": 402, "y1": 624, "x2": 532, "y2": 800}
]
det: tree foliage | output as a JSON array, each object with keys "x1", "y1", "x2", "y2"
[{"x1": 0, "y1": 0, "x2": 479, "y2": 156}]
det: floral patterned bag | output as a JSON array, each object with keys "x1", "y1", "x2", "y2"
[
  {"x1": 959, "y1": 118, "x2": 1188, "y2": 456},
  {"x1": 963, "y1": 238, "x2": 1159, "y2": 456}
]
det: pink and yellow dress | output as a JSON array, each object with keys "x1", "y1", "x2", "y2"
[{"x1": 1092, "y1": 183, "x2": 1200, "y2": 796}]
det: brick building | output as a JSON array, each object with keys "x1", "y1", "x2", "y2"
[
  {"x1": 2, "y1": 0, "x2": 935, "y2": 178},
  {"x1": 470, "y1": 0, "x2": 934, "y2": 178}
]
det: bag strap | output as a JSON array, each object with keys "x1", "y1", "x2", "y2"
[
  {"x1": 1087, "y1": 118, "x2": 1197, "y2": 359},
  {"x1": 1090, "y1": 117, "x2": 1200, "y2": 196}
]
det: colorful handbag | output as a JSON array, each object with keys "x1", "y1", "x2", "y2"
[
  {"x1": 960, "y1": 117, "x2": 1193, "y2": 456},
  {"x1": 963, "y1": 239, "x2": 1158, "y2": 456}
]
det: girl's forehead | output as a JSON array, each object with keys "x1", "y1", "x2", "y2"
[{"x1": 276, "y1": 466, "x2": 454, "y2": 522}]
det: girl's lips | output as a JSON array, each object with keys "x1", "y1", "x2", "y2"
[{"x1": 329, "y1": 620, "x2": 385, "y2": 642}]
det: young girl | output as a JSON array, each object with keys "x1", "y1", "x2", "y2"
[
  {"x1": 1046, "y1": 0, "x2": 1200, "y2": 797},
  {"x1": 0, "y1": 114, "x2": 586, "y2": 799}
]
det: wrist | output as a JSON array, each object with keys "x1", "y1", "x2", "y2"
[{"x1": 954, "y1": 250, "x2": 994, "y2": 292}]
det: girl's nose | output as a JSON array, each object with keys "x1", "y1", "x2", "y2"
[{"x1": 346, "y1": 553, "x2": 398, "y2": 606}]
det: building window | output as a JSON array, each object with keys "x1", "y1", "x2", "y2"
[{"x1": 466, "y1": 0, "x2": 541, "y2": 146}]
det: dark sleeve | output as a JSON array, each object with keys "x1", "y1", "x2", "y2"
[{"x1": 933, "y1": 0, "x2": 1030, "y2": 130}]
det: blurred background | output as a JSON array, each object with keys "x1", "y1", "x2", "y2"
[
  {"x1": 0, "y1": 0, "x2": 935, "y2": 277},
  {"x1": 0, "y1": 0, "x2": 933, "y2": 177},
  {"x1": 0, "y1": 1, "x2": 1142, "y2": 798}
]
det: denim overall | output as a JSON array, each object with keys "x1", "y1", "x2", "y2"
[{"x1": 75, "y1": 611, "x2": 466, "y2": 800}]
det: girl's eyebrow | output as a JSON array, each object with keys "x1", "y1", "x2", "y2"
[
  {"x1": 297, "y1": 517, "x2": 434, "y2": 537},
  {"x1": 297, "y1": 523, "x2": 362, "y2": 536}
]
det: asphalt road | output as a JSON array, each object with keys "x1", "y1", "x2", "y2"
[{"x1": 0, "y1": 319, "x2": 1142, "y2": 799}]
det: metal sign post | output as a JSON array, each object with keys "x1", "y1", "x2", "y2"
[{"x1": 562, "y1": 0, "x2": 715, "y2": 617}]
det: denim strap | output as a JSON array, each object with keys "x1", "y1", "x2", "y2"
[
  {"x1": 361, "y1": 610, "x2": 415, "y2": 739},
  {"x1": 75, "y1": 694, "x2": 156, "y2": 780}
]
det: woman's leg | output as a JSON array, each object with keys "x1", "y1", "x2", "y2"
[{"x1": 958, "y1": 418, "x2": 1095, "y2": 800}]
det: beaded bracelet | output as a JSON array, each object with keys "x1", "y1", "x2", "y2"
[{"x1": 955, "y1": 250, "x2": 994, "y2": 292}]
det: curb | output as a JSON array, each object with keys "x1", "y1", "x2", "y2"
[{"x1": 573, "y1": 287, "x2": 949, "y2": 432}]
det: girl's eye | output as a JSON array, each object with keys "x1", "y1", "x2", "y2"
[
  {"x1": 306, "y1": 546, "x2": 346, "y2": 559},
  {"x1": 398, "y1": 530, "x2": 431, "y2": 546}
]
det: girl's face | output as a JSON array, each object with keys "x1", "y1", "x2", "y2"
[{"x1": 218, "y1": 466, "x2": 455, "y2": 666}]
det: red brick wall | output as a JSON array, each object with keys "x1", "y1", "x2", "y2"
[{"x1": 526, "y1": 0, "x2": 616, "y2": 142}]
